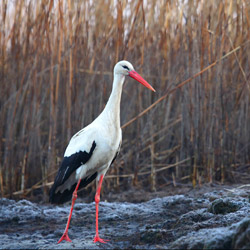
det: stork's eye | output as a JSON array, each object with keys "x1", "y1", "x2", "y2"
[{"x1": 122, "y1": 65, "x2": 129, "y2": 70}]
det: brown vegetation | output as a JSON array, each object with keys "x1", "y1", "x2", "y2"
[{"x1": 0, "y1": 0, "x2": 250, "y2": 200}]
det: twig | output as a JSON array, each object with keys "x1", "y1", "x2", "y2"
[
  {"x1": 11, "y1": 158, "x2": 190, "y2": 196},
  {"x1": 121, "y1": 43, "x2": 249, "y2": 129},
  {"x1": 225, "y1": 184, "x2": 250, "y2": 193}
]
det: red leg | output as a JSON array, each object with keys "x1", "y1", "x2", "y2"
[
  {"x1": 57, "y1": 179, "x2": 81, "y2": 244},
  {"x1": 93, "y1": 175, "x2": 109, "y2": 243}
]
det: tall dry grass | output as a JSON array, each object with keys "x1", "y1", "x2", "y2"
[{"x1": 0, "y1": 0, "x2": 250, "y2": 200}]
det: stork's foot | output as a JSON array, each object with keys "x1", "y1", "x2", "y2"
[
  {"x1": 93, "y1": 235, "x2": 109, "y2": 243},
  {"x1": 57, "y1": 232, "x2": 72, "y2": 244}
]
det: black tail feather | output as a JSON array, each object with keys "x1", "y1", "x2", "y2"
[{"x1": 49, "y1": 172, "x2": 97, "y2": 204}]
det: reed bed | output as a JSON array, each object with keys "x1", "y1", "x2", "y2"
[{"x1": 0, "y1": 0, "x2": 250, "y2": 200}]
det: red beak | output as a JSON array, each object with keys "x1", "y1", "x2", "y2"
[{"x1": 129, "y1": 70, "x2": 156, "y2": 92}]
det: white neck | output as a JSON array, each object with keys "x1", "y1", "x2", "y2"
[{"x1": 100, "y1": 73, "x2": 125, "y2": 128}]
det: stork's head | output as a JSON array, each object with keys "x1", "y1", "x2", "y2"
[{"x1": 114, "y1": 60, "x2": 156, "y2": 92}]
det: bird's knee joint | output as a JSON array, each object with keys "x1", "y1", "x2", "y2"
[
  {"x1": 95, "y1": 194, "x2": 100, "y2": 204},
  {"x1": 72, "y1": 191, "x2": 77, "y2": 201}
]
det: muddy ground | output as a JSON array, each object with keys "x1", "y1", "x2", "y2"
[{"x1": 0, "y1": 184, "x2": 250, "y2": 249}]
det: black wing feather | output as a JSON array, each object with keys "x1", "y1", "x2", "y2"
[
  {"x1": 111, "y1": 140, "x2": 121, "y2": 165},
  {"x1": 49, "y1": 141, "x2": 96, "y2": 204},
  {"x1": 49, "y1": 172, "x2": 97, "y2": 204}
]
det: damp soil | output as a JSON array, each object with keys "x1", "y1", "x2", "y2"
[{"x1": 0, "y1": 184, "x2": 250, "y2": 249}]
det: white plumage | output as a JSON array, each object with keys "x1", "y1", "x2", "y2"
[{"x1": 49, "y1": 60, "x2": 155, "y2": 244}]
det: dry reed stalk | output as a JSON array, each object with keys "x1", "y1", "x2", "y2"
[
  {"x1": 67, "y1": 0, "x2": 73, "y2": 141},
  {"x1": 150, "y1": 144, "x2": 156, "y2": 192},
  {"x1": 1, "y1": 0, "x2": 250, "y2": 199}
]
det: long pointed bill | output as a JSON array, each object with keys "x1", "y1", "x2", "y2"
[{"x1": 129, "y1": 70, "x2": 156, "y2": 92}]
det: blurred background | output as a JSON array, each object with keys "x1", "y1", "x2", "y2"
[{"x1": 0, "y1": 0, "x2": 250, "y2": 202}]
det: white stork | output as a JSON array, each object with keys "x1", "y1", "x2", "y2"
[{"x1": 49, "y1": 60, "x2": 155, "y2": 244}]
